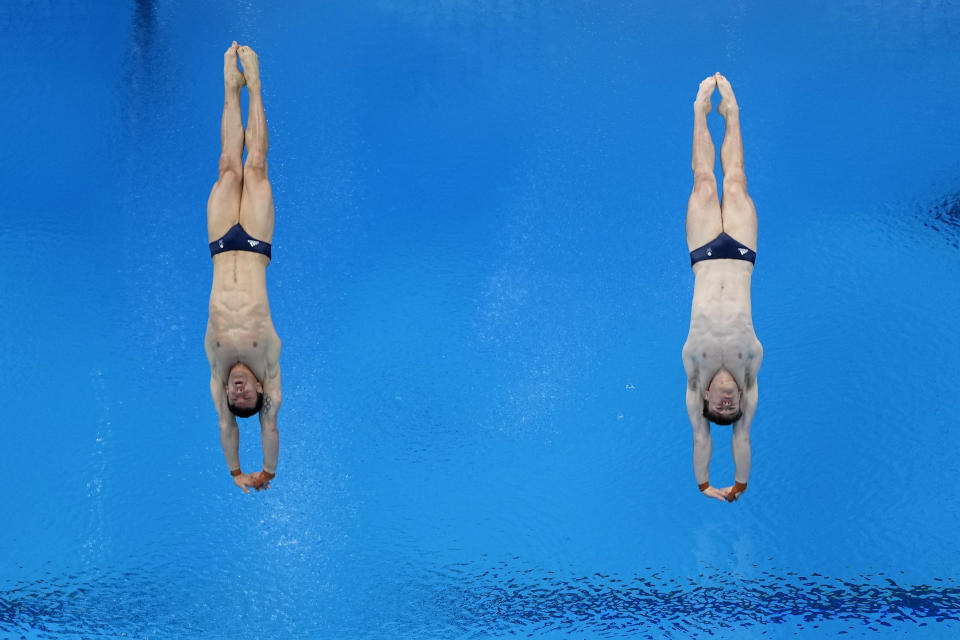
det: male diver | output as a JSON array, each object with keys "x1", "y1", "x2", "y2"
[
  {"x1": 205, "y1": 42, "x2": 282, "y2": 493},
  {"x1": 682, "y1": 73, "x2": 762, "y2": 503}
]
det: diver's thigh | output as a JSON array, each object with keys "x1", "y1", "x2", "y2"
[
  {"x1": 720, "y1": 181, "x2": 757, "y2": 251},
  {"x1": 686, "y1": 177, "x2": 722, "y2": 251},
  {"x1": 207, "y1": 170, "x2": 242, "y2": 242},
  {"x1": 239, "y1": 171, "x2": 275, "y2": 243}
]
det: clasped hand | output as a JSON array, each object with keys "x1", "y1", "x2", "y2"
[
  {"x1": 232, "y1": 470, "x2": 273, "y2": 493},
  {"x1": 701, "y1": 483, "x2": 744, "y2": 502}
]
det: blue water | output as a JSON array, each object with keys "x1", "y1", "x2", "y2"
[{"x1": 3, "y1": 1, "x2": 960, "y2": 638}]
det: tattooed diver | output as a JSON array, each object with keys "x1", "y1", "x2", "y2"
[
  {"x1": 682, "y1": 74, "x2": 763, "y2": 502},
  {"x1": 205, "y1": 42, "x2": 282, "y2": 493}
]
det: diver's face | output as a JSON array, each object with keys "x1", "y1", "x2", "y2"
[
  {"x1": 705, "y1": 369, "x2": 741, "y2": 418},
  {"x1": 227, "y1": 364, "x2": 262, "y2": 409}
]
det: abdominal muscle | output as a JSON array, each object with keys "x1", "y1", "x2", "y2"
[
  {"x1": 690, "y1": 259, "x2": 754, "y2": 318},
  {"x1": 684, "y1": 260, "x2": 760, "y2": 389},
  {"x1": 206, "y1": 251, "x2": 276, "y2": 381}
]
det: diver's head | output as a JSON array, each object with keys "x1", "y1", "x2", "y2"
[
  {"x1": 226, "y1": 362, "x2": 264, "y2": 417},
  {"x1": 702, "y1": 369, "x2": 742, "y2": 425}
]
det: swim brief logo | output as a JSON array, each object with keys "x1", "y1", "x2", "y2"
[
  {"x1": 706, "y1": 249, "x2": 712, "y2": 257},
  {"x1": 218, "y1": 240, "x2": 224, "y2": 248},
  {"x1": 738, "y1": 248, "x2": 748, "y2": 255},
  {"x1": 248, "y1": 240, "x2": 260, "y2": 247}
]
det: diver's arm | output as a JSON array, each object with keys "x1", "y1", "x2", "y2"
[
  {"x1": 686, "y1": 386, "x2": 710, "y2": 484},
  {"x1": 206, "y1": 330, "x2": 259, "y2": 492},
  {"x1": 205, "y1": 334, "x2": 241, "y2": 472},
  {"x1": 723, "y1": 340, "x2": 762, "y2": 501},
  {"x1": 211, "y1": 374, "x2": 260, "y2": 493},
  {"x1": 686, "y1": 385, "x2": 726, "y2": 501},
  {"x1": 727, "y1": 381, "x2": 757, "y2": 500},
  {"x1": 210, "y1": 375, "x2": 241, "y2": 470},
  {"x1": 257, "y1": 361, "x2": 282, "y2": 478}
]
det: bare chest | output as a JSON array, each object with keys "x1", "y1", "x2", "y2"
[
  {"x1": 684, "y1": 309, "x2": 761, "y2": 389},
  {"x1": 207, "y1": 325, "x2": 272, "y2": 381}
]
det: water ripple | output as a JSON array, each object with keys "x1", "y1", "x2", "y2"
[
  {"x1": 429, "y1": 564, "x2": 959, "y2": 637},
  {"x1": 3, "y1": 564, "x2": 958, "y2": 638},
  {"x1": 921, "y1": 190, "x2": 960, "y2": 249}
]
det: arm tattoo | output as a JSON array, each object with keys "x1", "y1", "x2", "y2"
[{"x1": 262, "y1": 394, "x2": 273, "y2": 417}]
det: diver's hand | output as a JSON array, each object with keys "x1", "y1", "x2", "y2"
[
  {"x1": 720, "y1": 482, "x2": 747, "y2": 502},
  {"x1": 700, "y1": 483, "x2": 729, "y2": 502},
  {"x1": 231, "y1": 471, "x2": 259, "y2": 494},
  {"x1": 250, "y1": 470, "x2": 275, "y2": 491}
]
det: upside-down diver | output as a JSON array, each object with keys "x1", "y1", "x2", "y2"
[
  {"x1": 682, "y1": 73, "x2": 763, "y2": 502},
  {"x1": 204, "y1": 42, "x2": 282, "y2": 493}
]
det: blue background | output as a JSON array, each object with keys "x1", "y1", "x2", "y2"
[{"x1": 2, "y1": 1, "x2": 959, "y2": 638}]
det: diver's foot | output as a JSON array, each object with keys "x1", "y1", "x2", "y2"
[
  {"x1": 716, "y1": 73, "x2": 739, "y2": 118},
  {"x1": 224, "y1": 41, "x2": 245, "y2": 91},
  {"x1": 237, "y1": 45, "x2": 261, "y2": 91},
  {"x1": 694, "y1": 75, "x2": 715, "y2": 115}
]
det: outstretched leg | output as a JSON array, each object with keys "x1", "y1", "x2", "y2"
[
  {"x1": 716, "y1": 73, "x2": 757, "y2": 251},
  {"x1": 686, "y1": 75, "x2": 722, "y2": 252},
  {"x1": 207, "y1": 42, "x2": 246, "y2": 242},
  {"x1": 237, "y1": 45, "x2": 275, "y2": 245}
]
